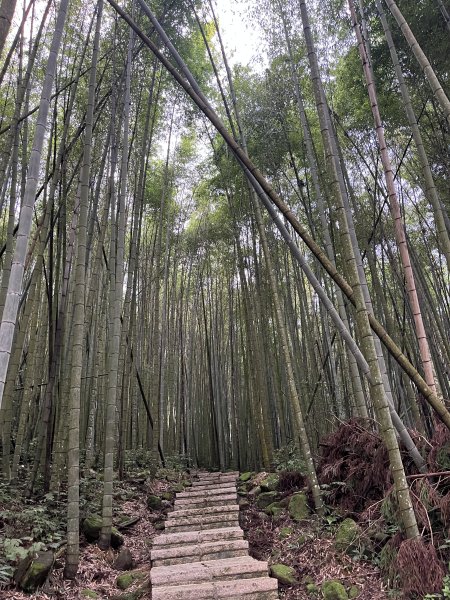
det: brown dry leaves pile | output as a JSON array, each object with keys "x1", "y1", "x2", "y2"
[{"x1": 241, "y1": 507, "x2": 389, "y2": 600}]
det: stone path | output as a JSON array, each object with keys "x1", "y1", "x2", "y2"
[{"x1": 150, "y1": 471, "x2": 279, "y2": 599}]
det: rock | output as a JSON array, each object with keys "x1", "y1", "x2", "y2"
[
  {"x1": 279, "y1": 527, "x2": 293, "y2": 539},
  {"x1": 288, "y1": 492, "x2": 310, "y2": 522},
  {"x1": 81, "y1": 591, "x2": 99, "y2": 598},
  {"x1": 161, "y1": 500, "x2": 172, "y2": 509},
  {"x1": 349, "y1": 586, "x2": 360, "y2": 598},
  {"x1": 114, "y1": 548, "x2": 134, "y2": 571},
  {"x1": 322, "y1": 580, "x2": 348, "y2": 600},
  {"x1": 239, "y1": 472, "x2": 252, "y2": 482},
  {"x1": 270, "y1": 563, "x2": 298, "y2": 585},
  {"x1": 260, "y1": 473, "x2": 279, "y2": 492},
  {"x1": 111, "y1": 528, "x2": 124, "y2": 549},
  {"x1": 171, "y1": 483, "x2": 184, "y2": 493},
  {"x1": 334, "y1": 518, "x2": 360, "y2": 553},
  {"x1": 154, "y1": 521, "x2": 165, "y2": 530},
  {"x1": 238, "y1": 498, "x2": 250, "y2": 508},
  {"x1": 248, "y1": 485, "x2": 261, "y2": 497},
  {"x1": 306, "y1": 582, "x2": 319, "y2": 595},
  {"x1": 147, "y1": 495, "x2": 162, "y2": 511},
  {"x1": 265, "y1": 502, "x2": 284, "y2": 517},
  {"x1": 116, "y1": 570, "x2": 145, "y2": 590},
  {"x1": 256, "y1": 491, "x2": 279, "y2": 509},
  {"x1": 14, "y1": 551, "x2": 54, "y2": 593},
  {"x1": 161, "y1": 492, "x2": 174, "y2": 501},
  {"x1": 82, "y1": 514, "x2": 103, "y2": 542}
]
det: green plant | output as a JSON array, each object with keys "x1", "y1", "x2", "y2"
[{"x1": 272, "y1": 442, "x2": 306, "y2": 472}]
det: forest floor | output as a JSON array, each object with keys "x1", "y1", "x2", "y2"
[{"x1": 0, "y1": 466, "x2": 393, "y2": 600}]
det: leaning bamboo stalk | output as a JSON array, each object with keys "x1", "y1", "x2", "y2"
[{"x1": 105, "y1": 0, "x2": 450, "y2": 435}]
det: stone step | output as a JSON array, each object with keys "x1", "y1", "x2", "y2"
[
  {"x1": 153, "y1": 527, "x2": 244, "y2": 549},
  {"x1": 151, "y1": 539, "x2": 249, "y2": 566},
  {"x1": 165, "y1": 514, "x2": 240, "y2": 533},
  {"x1": 177, "y1": 486, "x2": 236, "y2": 499},
  {"x1": 189, "y1": 482, "x2": 237, "y2": 492},
  {"x1": 170, "y1": 505, "x2": 238, "y2": 519},
  {"x1": 195, "y1": 471, "x2": 240, "y2": 479},
  {"x1": 151, "y1": 556, "x2": 269, "y2": 587},
  {"x1": 174, "y1": 494, "x2": 237, "y2": 509},
  {"x1": 192, "y1": 476, "x2": 237, "y2": 486},
  {"x1": 152, "y1": 577, "x2": 279, "y2": 600}
]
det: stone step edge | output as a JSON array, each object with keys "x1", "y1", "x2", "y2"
[
  {"x1": 153, "y1": 527, "x2": 244, "y2": 547},
  {"x1": 151, "y1": 538, "x2": 249, "y2": 560},
  {"x1": 151, "y1": 576, "x2": 279, "y2": 600},
  {"x1": 151, "y1": 556, "x2": 269, "y2": 587}
]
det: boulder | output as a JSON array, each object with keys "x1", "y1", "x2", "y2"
[
  {"x1": 349, "y1": 585, "x2": 360, "y2": 598},
  {"x1": 260, "y1": 473, "x2": 279, "y2": 492},
  {"x1": 81, "y1": 591, "x2": 98, "y2": 599},
  {"x1": 248, "y1": 485, "x2": 261, "y2": 497},
  {"x1": 270, "y1": 563, "x2": 298, "y2": 585},
  {"x1": 334, "y1": 518, "x2": 360, "y2": 553},
  {"x1": 322, "y1": 580, "x2": 348, "y2": 600},
  {"x1": 82, "y1": 514, "x2": 103, "y2": 542},
  {"x1": 111, "y1": 528, "x2": 124, "y2": 549},
  {"x1": 239, "y1": 472, "x2": 253, "y2": 482},
  {"x1": 147, "y1": 495, "x2": 162, "y2": 511},
  {"x1": 265, "y1": 502, "x2": 284, "y2": 517},
  {"x1": 288, "y1": 493, "x2": 310, "y2": 522},
  {"x1": 256, "y1": 491, "x2": 278, "y2": 509},
  {"x1": 161, "y1": 492, "x2": 174, "y2": 501},
  {"x1": 114, "y1": 548, "x2": 134, "y2": 571},
  {"x1": 116, "y1": 570, "x2": 145, "y2": 590},
  {"x1": 306, "y1": 582, "x2": 319, "y2": 595},
  {"x1": 14, "y1": 551, "x2": 54, "y2": 593}
]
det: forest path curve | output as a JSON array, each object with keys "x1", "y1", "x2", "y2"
[{"x1": 150, "y1": 471, "x2": 279, "y2": 599}]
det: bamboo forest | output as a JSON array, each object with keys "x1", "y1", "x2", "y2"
[{"x1": 0, "y1": 0, "x2": 449, "y2": 598}]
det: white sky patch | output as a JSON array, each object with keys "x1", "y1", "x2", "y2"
[{"x1": 213, "y1": 0, "x2": 266, "y2": 70}]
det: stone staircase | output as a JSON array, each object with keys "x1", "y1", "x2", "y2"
[{"x1": 150, "y1": 471, "x2": 279, "y2": 599}]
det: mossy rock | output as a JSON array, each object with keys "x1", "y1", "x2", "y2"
[
  {"x1": 279, "y1": 527, "x2": 293, "y2": 539},
  {"x1": 154, "y1": 521, "x2": 165, "y2": 530},
  {"x1": 322, "y1": 580, "x2": 348, "y2": 600},
  {"x1": 81, "y1": 590, "x2": 98, "y2": 599},
  {"x1": 238, "y1": 498, "x2": 250, "y2": 508},
  {"x1": 161, "y1": 492, "x2": 174, "y2": 501},
  {"x1": 334, "y1": 518, "x2": 360, "y2": 553},
  {"x1": 260, "y1": 473, "x2": 279, "y2": 492},
  {"x1": 14, "y1": 551, "x2": 54, "y2": 593},
  {"x1": 288, "y1": 492, "x2": 310, "y2": 522},
  {"x1": 306, "y1": 582, "x2": 319, "y2": 595},
  {"x1": 248, "y1": 485, "x2": 261, "y2": 497},
  {"x1": 265, "y1": 502, "x2": 284, "y2": 517},
  {"x1": 147, "y1": 495, "x2": 162, "y2": 511},
  {"x1": 270, "y1": 563, "x2": 298, "y2": 585},
  {"x1": 348, "y1": 585, "x2": 360, "y2": 599},
  {"x1": 112, "y1": 590, "x2": 145, "y2": 600},
  {"x1": 171, "y1": 483, "x2": 184, "y2": 493},
  {"x1": 239, "y1": 472, "x2": 252, "y2": 482},
  {"x1": 256, "y1": 491, "x2": 279, "y2": 509},
  {"x1": 82, "y1": 514, "x2": 103, "y2": 542},
  {"x1": 116, "y1": 570, "x2": 145, "y2": 590}
]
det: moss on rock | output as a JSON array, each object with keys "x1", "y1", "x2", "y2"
[
  {"x1": 306, "y1": 582, "x2": 319, "y2": 595},
  {"x1": 147, "y1": 495, "x2": 162, "y2": 511},
  {"x1": 288, "y1": 493, "x2": 310, "y2": 522},
  {"x1": 256, "y1": 491, "x2": 279, "y2": 509},
  {"x1": 239, "y1": 472, "x2": 252, "y2": 482},
  {"x1": 270, "y1": 563, "x2": 298, "y2": 585},
  {"x1": 334, "y1": 518, "x2": 360, "y2": 553},
  {"x1": 322, "y1": 580, "x2": 348, "y2": 600},
  {"x1": 116, "y1": 570, "x2": 145, "y2": 591},
  {"x1": 81, "y1": 590, "x2": 98, "y2": 598},
  {"x1": 265, "y1": 502, "x2": 284, "y2": 517},
  {"x1": 260, "y1": 473, "x2": 279, "y2": 492}
]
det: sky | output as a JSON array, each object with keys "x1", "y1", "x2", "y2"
[
  {"x1": 9, "y1": 0, "x2": 263, "y2": 70},
  {"x1": 213, "y1": 0, "x2": 263, "y2": 69}
]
